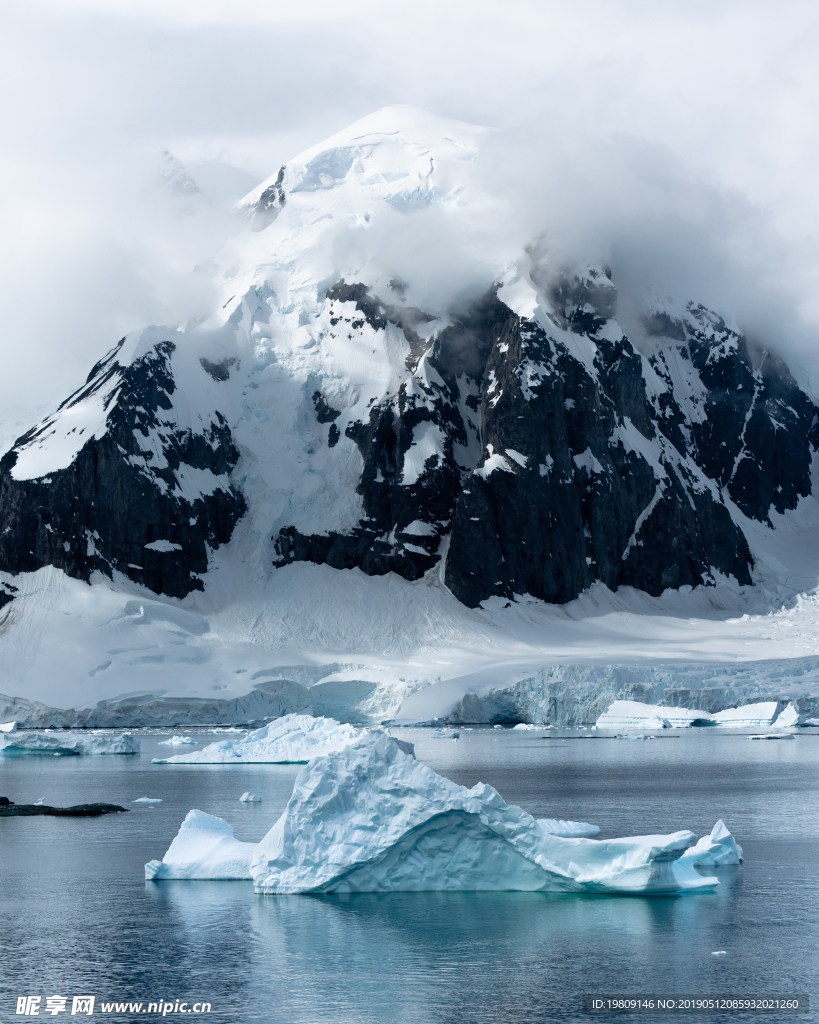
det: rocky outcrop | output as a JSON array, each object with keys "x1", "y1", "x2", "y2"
[
  {"x1": 274, "y1": 273, "x2": 816, "y2": 606},
  {"x1": 0, "y1": 331, "x2": 245, "y2": 598}
]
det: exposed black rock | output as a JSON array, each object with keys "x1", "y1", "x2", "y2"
[
  {"x1": 252, "y1": 166, "x2": 286, "y2": 230},
  {"x1": 0, "y1": 334, "x2": 245, "y2": 598},
  {"x1": 274, "y1": 274, "x2": 817, "y2": 606},
  {"x1": 0, "y1": 799, "x2": 128, "y2": 817}
]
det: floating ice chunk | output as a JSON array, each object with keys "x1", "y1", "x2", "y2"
[
  {"x1": 679, "y1": 820, "x2": 743, "y2": 866},
  {"x1": 0, "y1": 721, "x2": 17, "y2": 733},
  {"x1": 712, "y1": 951, "x2": 728, "y2": 956},
  {"x1": 431, "y1": 728, "x2": 459, "y2": 739},
  {"x1": 771, "y1": 702, "x2": 800, "y2": 729},
  {"x1": 537, "y1": 818, "x2": 600, "y2": 838},
  {"x1": 145, "y1": 810, "x2": 255, "y2": 880},
  {"x1": 152, "y1": 714, "x2": 368, "y2": 764},
  {"x1": 597, "y1": 699, "x2": 791, "y2": 731},
  {"x1": 712, "y1": 702, "x2": 782, "y2": 728},
  {"x1": 158, "y1": 735, "x2": 197, "y2": 747},
  {"x1": 240, "y1": 792, "x2": 262, "y2": 803},
  {"x1": 748, "y1": 733, "x2": 795, "y2": 740},
  {"x1": 250, "y1": 732, "x2": 716, "y2": 895},
  {"x1": 512, "y1": 723, "x2": 543, "y2": 731},
  {"x1": 134, "y1": 797, "x2": 163, "y2": 804},
  {"x1": 595, "y1": 700, "x2": 705, "y2": 730},
  {"x1": 1, "y1": 732, "x2": 139, "y2": 755}
]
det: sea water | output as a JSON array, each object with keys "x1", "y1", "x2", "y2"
[{"x1": 1, "y1": 729, "x2": 816, "y2": 1023}]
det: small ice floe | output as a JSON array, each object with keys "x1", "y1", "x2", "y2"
[
  {"x1": 431, "y1": 728, "x2": 459, "y2": 739},
  {"x1": 239, "y1": 792, "x2": 262, "y2": 803},
  {"x1": 133, "y1": 797, "x2": 163, "y2": 804},
  {"x1": 158, "y1": 736, "x2": 197, "y2": 747},
  {"x1": 209, "y1": 727, "x2": 244, "y2": 734},
  {"x1": 512, "y1": 723, "x2": 543, "y2": 731},
  {"x1": 145, "y1": 810, "x2": 255, "y2": 880},
  {"x1": 748, "y1": 733, "x2": 795, "y2": 740},
  {"x1": 711, "y1": 951, "x2": 728, "y2": 956}
]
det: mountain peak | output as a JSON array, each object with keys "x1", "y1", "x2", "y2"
[{"x1": 238, "y1": 106, "x2": 485, "y2": 219}]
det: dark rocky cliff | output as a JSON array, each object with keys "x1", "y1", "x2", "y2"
[
  {"x1": 0, "y1": 334, "x2": 245, "y2": 598},
  {"x1": 274, "y1": 271, "x2": 817, "y2": 606}
]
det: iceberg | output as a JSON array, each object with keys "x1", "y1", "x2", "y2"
[
  {"x1": 594, "y1": 700, "x2": 706, "y2": 730},
  {"x1": 133, "y1": 797, "x2": 163, "y2": 804},
  {"x1": 145, "y1": 810, "x2": 255, "y2": 880},
  {"x1": 239, "y1": 792, "x2": 262, "y2": 803},
  {"x1": 711, "y1": 702, "x2": 782, "y2": 727},
  {"x1": 158, "y1": 735, "x2": 197, "y2": 747},
  {"x1": 249, "y1": 732, "x2": 717, "y2": 895},
  {"x1": 0, "y1": 721, "x2": 17, "y2": 733},
  {"x1": 771, "y1": 701, "x2": 800, "y2": 729},
  {"x1": 679, "y1": 821, "x2": 743, "y2": 866},
  {"x1": 595, "y1": 699, "x2": 790, "y2": 730},
  {"x1": 152, "y1": 714, "x2": 368, "y2": 764},
  {"x1": 1, "y1": 731, "x2": 139, "y2": 755},
  {"x1": 431, "y1": 728, "x2": 460, "y2": 739}
]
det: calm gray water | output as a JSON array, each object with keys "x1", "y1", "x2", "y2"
[{"x1": 1, "y1": 729, "x2": 817, "y2": 1024}]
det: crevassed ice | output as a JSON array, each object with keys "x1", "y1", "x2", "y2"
[
  {"x1": 249, "y1": 732, "x2": 718, "y2": 895},
  {"x1": 147, "y1": 734, "x2": 741, "y2": 889}
]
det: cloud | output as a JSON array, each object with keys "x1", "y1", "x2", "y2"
[{"x1": 0, "y1": 0, "x2": 817, "y2": 445}]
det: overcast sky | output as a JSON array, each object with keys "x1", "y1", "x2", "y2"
[{"x1": 2, "y1": 0, "x2": 818, "y2": 438}]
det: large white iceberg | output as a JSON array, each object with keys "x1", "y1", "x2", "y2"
[
  {"x1": 595, "y1": 699, "x2": 790, "y2": 731},
  {"x1": 249, "y1": 733, "x2": 717, "y2": 895},
  {"x1": 594, "y1": 700, "x2": 709, "y2": 730},
  {"x1": 145, "y1": 810, "x2": 255, "y2": 880},
  {"x1": 1, "y1": 731, "x2": 139, "y2": 755},
  {"x1": 152, "y1": 714, "x2": 371, "y2": 764},
  {"x1": 0, "y1": 721, "x2": 17, "y2": 733}
]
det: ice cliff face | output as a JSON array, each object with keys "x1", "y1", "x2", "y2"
[{"x1": 0, "y1": 105, "x2": 816, "y2": 615}]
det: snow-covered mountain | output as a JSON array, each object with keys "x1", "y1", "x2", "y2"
[{"x1": 2, "y1": 106, "x2": 819, "y2": 726}]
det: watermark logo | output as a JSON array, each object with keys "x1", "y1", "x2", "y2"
[{"x1": 15, "y1": 996, "x2": 210, "y2": 1017}]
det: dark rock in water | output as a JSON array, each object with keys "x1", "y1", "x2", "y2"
[{"x1": 0, "y1": 799, "x2": 128, "y2": 817}]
